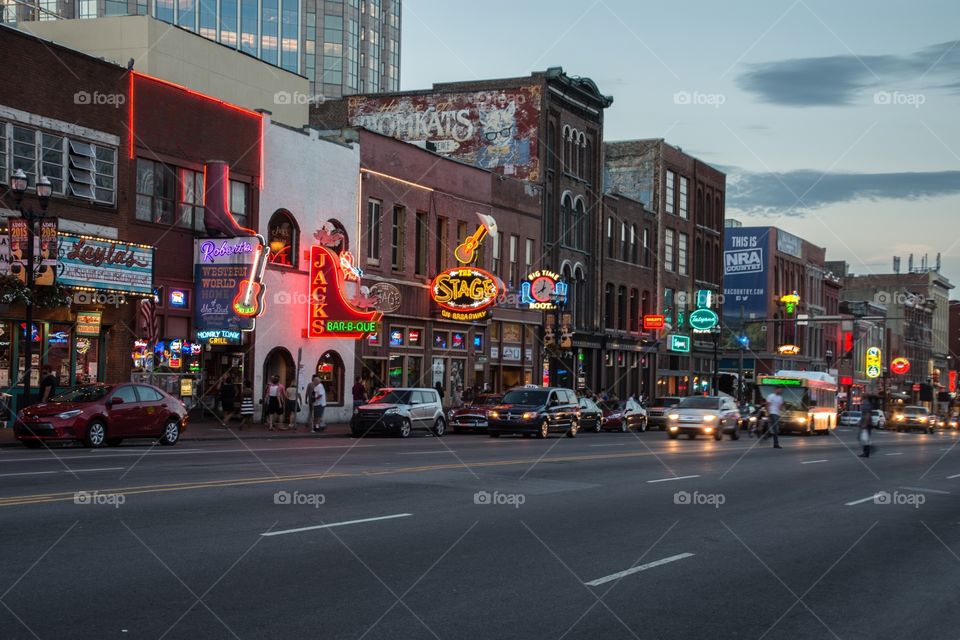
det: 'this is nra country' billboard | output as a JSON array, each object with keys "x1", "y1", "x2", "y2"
[
  {"x1": 348, "y1": 87, "x2": 542, "y2": 181},
  {"x1": 723, "y1": 227, "x2": 771, "y2": 347}
]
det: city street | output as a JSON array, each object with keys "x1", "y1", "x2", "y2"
[{"x1": 2, "y1": 428, "x2": 960, "y2": 639}]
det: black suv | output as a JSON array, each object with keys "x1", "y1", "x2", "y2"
[{"x1": 487, "y1": 387, "x2": 581, "y2": 438}]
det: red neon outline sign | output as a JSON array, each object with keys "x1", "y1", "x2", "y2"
[
  {"x1": 890, "y1": 357, "x2": 910, "y2": 375},
  {"x1": 307, "y1": 245, "x2": 381, "y2": 339},
  {"x1": 643, "y1": 314, "x2": 665, "y2": 330}
]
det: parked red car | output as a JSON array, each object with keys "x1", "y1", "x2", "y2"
[
  {"x1": 15, "y1": 383, "x2": 188, "y2": 448},
  {"x1": 449, "y1": 394, "x2": 503, "y2": 433}
]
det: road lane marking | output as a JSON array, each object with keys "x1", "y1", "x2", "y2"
[
  {"x1": 585, "y1": 553, "x2": 695, "y2": 587},
  {"x1": 396, "y1": 450, "x2": 457, "y2": 455},
  {"x1": 947, "y1": 473, "x2": 960, "y2": 479},
  {"x1": 646, "y1": 475, "x2": 700, "y2": 484},
  {"x1": 0, "y1": 444, "x2": 377, "y2": 464},
  {"x1": 590, "y1": 443, "x2": 627, "y2": 447},
  {"x1": 68, "y1": 467, "x2": 125, "y2": 473},
  {"x1": 845, "y1": 494, "x2": 883, "y2": 506},
  {"x1": 885, "y1": 453, "x2": 904, "y2": 456},
  {"x1": 0, "y1": 471, "x2": 58, "y2": 478},
  {"x1": 899, "y1": 486, "x2": 950, "y2": 495},
  {"x1": 261, "y1": 513, "x2": 413, "y2": 537},
  {"x1": 801, "y1": 460, "x2": 828, "y2": 464}
]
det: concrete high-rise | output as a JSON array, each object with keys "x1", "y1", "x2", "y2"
[{"x1": 1, "y1": 0, "x2": 400, "y2": 98}]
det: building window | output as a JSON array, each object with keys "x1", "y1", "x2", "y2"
[
  {"x1": 630, "y1": 225, "x2": 638, "y2": 264},
  {"x1": 267, "y1": 209, "x2": 298, "y2": 267},
  {"x1": 136, "y1": 158, "x2": 175, "y2": 224},
  {"x1": 219, "y1": 0, "x2": 238, "y2": 46},
  {"x1": 261, "y1": 0, "x2": 279, "y2": 65},
  {"x1": 678, "y1": 232, "x2": 688, "y2": 276},
  {"x1": 665, "y1": 170, "x2": 675, "y2": 214},
  {"x1": 280, "y1": 0, "x2": 299, "y2": 71},
  {"x1": 229, "y1": 180, "x2": 248, "y2": 228},
  {"x1": 316, "y1": 350, "x2": 344, "y2": 405},
  {"x1": 178, "y1": 0, "x2": 197, "y2": 29},
  {"x1": 524, "y1": 238, "x2": 534, "y2": 275},
  {"x1": 414, "y1": 211, "x2": 428, "y2": 276},
  {"x1": 617, "y1": 286, "x2": 627, "y2": 330},
  {"x1": 198, "y1": 0, "x2": 216, "y2": 37},
  {"x1": 178, "y1": 168, "x2": 204, "y2": 230},
  {"x1": 643, "y1": 227, "x2": 651, "y2": 267},
  {"x1": 620, "y1": 221, "x2": 627, "y2": 261},
  {"x1": 391, "y1": 205, "x2": 405, "y2": 270},
  {"x1": 11, "y1": 125, "x2": 37, "y2": 187},
  {"x1": 39, "y1": 133, "x2": 64, "y2": 194},
  {"x1": 604, "y1": 283, "x2": 615, "y2": 329},
  {"x1": 679, "y1": 176, "x2": 688, "y2": 219},
  {"x1": 435, "y1": 216, "x2": 447, "y2": 272},
  {"x1": 629, "y1": 289, "x2": 639, "y2": 332},
  {"x1": 491, "y1": 230, "x2": 501, "y2": 276},
  {"x1": 664, "y1": 229, "x2": 675, "y2": 272},
  {"x1": 508, "y1": 234, "x2": 518, "y2": 286},
  {"x1": 323, "y1": 14, "x2": 344, "y2": 84},
  {"x1": 606, "y1": 216, "x2": 614, "y2": 257},
  {"x1": 366, "y1": 198, "x2": 381, "y2": 265},
  {"x1": 240, "y1": 0, "x2": 257, "y2": 55}
]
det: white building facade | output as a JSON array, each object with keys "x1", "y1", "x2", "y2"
[{"x1": 256, "y1": 116, "x2": 363, "y2": 424}]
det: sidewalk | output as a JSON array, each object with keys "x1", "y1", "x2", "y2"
[{"x1": 0, "y1": 418, "x2": 352, "y2": 448}]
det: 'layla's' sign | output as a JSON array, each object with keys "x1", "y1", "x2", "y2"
[
  {"x1": 308, "y1": 245, "x2": 381, "y2": 339},
  {"x1": 431, "y1": 267, "x2": 500, "y2": 321}
]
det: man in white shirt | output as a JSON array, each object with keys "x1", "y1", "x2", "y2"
[
  {"x1": 307, "y1": 375, "x2": 327, "y2": 433},
  {"x1": 765, "y1": 387, "x2": 784, "y2": 449}
]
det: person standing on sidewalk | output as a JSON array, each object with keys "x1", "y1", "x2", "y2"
[
  {"x1": 858, "y1": 396, "x2": 875, "y2": 458},
  {"x1": 239, "y1": 380, "x2": 255, "y2": 430},
  {"x1": 283, "y1": 379, "x2": 300, "y2": 431},
  {"x1": 351, "y1": 376, "x2": 367, "y2": 411},
  {"x1": 310, "y1": 377, "x2": 327, "y2": 432},
  {"x1": 263, "y1": 375, "x2": 285, "y2": 431},
  {"x1": 219, "y1": 375, "x2": 237, "y2": 425},
  {"x1": 764, "y1": 387, "x2": 784, "y2": 448}
]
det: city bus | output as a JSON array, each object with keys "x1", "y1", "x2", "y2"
[{"x1": 755, "y1": 370, "x2": 838, "y2": 435}]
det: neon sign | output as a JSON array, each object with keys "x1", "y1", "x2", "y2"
[
  {"x1": 519, "y1": 270, "x2": 567, "y2": 310},
  {"x1": 307, "y1": 245, "x2": 381, "y2": 339},
  {"x1": 780, "y1": 292, "x2": 800, "y2": 314},
  {"x1": 430, "y1": 267, "x2": 500, "y2": 321},
  {"x1": 689, "y1": 308, "x2": 719, "y2": 333},
  {"x1": 777, "y1": 344, "x2": 800, "y2": 355},
  {"x1": 865, "y1": 347, "x2": 882, "y2": 379},
  {"x1": 890, "y1": 357, "x2": 910, "y2": 375},
  {"x1": 643, "y1": 314, "x2": 665, "y2": 330}
]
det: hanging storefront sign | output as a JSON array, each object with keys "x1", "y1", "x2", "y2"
[
  {"x1": 890, "y1": 357, "x2": 910, "y2": 375},
  {"x1": 307, "y1": 245, "x2": 381, "y2": 339},
  {"x1": 194, "y1": 236, "x2": 267, "y2": 334},
  {"x1": 689, "y1": 308, "x2": 719, "y2": 333},
  {"x1": 695, "y1": 289, "x2": 713, "y2": 309},
  {"x1": 368, "y1": 282, "x2": 402, "y2": 313},
  {"x1": 36, "y1": 218, "x2": 59, "y2": 286},
  {"x1": 7, "y1": 218, "x2": 28, "y2": 283},
  {"x1": 57, "y1": 233, "x2": 154, "y2": 295},
  {"x1": 75, "y1": 311, "x2": 103, "y2": 336},
  {"x1": 643, "y1": 314, "x2": 665, "y2": 330},
  {"x1": 865, "y1": 347, "x2": 882, "y2": 379},
  {"x1": 777, "y1": 344, "x2": 800, "y2": 355},
  {"x1": 949, "y1": 370, "x2": 957, "y2": 393},
  {"x1": 780, "y1": 292, "x2": 800, "y2": 314},
  {"x1": 519, "y1": 270, "x2": 567, "y2": 310},
  {"x1": 668, "y1": 334, "x2": 691, "y2": 353},
  {"x1": 431, "y1": 266, "x2": 500, "y2": 321}
]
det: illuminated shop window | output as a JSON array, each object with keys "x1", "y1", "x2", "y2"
[
  {"x1": 317, "y1": 350, "x2": 343, "y2": 405},
  {"x1": 267, "y1": 209, "x2": 299, "y2": 267}
]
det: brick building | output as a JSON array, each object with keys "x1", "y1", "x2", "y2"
[
  {"x1": 312, "y1": 67, "x2": 614, "y2": 392},
  {"x1": 605, "y1": 140, "x2": 726, "y2": 396}
]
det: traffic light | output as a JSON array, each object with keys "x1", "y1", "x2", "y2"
[{"x1": 577, "y1": 352, "x2": 585, "y2": 362}]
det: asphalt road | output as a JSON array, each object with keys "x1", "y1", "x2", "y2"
[{"x1": 2, "y1": 425, "x2": 960, "y2": 639}]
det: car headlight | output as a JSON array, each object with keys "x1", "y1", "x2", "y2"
[
  {"x1": 748, "y1": 416, "x2": 757, "y2": 423},
  {"x1": 56, "y1": 410, "x2": 83, "y2": 419},
  {"x1": 703, "y1": 415, "x2": 716, "y2": 422},
  {"x1": 487, "y1": 410, "x2": 499, "y2": 419},
  {"x1": 383, "y1": 407, "x2": 400, "y2": 415},
  {"x1": 522, "y1": 411, "x2": 538, "y2": 420},
  {"x1": 668, "y1": 413, "x2": 679, "y2": 420},
  {"x1": 669, "y1": 425, "x2": 679, "y2": 432},
  {"x1": 795, "y1": 417, "x2": 805, "y2": 424},
  {"x1": 704, "y1": 427, "x2": 714, "y2": 433},
  {"x1": 918, "y1": 417, "x2": 926, "y2": 423},
  {"x1": 895, "y1": 415, "x2": 904, "y2": 421}
]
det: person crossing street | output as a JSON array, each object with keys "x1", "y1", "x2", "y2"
[{"x1": 764, "y1": 387, "x2": 784, "y2": 449}]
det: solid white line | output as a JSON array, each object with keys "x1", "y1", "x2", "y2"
[
  {"x1": 396, "y1": 450, "x2": 456, "y2": 455},
  {"x1": 261, "y1": 513, "x2": 413, "y2": 537},
  {"x1": 947, "y1": 473, "x2": 960, "y2": 479},
  {"x1": 67, "y1": 467, "x2": 125, "y2": 473},
  {"x1": 885, "y1": 453, "x2": 903, "y2": 457},
  {"x1": 899, "y1": 486, "x2": 950, "y2": 495},
  {"x1": 801, "y1": 459, "x2": 828, "y2": 464},
  {"x1": 0, "y1": 470, "x2": 57, "y2": 478},
  {"x1": 845, "y1": 494, "x2": 882, "y2": 506},
  {"x1": 585, "y1": 553, "x2": 695, "y2": 587},
  {"x1": 590, "y1": 443, "x2": 628, "y2": 447},
  {"x1": 0, "y1": 444, "x2": 377, "y2": 464},
  {"x1": 646, "y1": 475, "x2": 700, "y2": 484}
]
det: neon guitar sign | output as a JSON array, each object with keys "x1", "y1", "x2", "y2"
[{"x1": 232, "y1": 240, "x2": 270, "y2": 318}]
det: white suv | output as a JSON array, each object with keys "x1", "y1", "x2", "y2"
[{"x1": 350, "y1": 387, "x2": 446, "y2": 438}]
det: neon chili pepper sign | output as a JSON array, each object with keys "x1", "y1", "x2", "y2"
[{"x1": 307, "y1": 245, "x2": 381, "y2": 338}]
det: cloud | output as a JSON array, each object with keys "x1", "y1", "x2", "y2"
[
  {"x1": 727, "y1": 168, "x2": 960, "y2": 214},
  {"x1": 736, "y1": 40, "x2": 960, "y2": 106}
]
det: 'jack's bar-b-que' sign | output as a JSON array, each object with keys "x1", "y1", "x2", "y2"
[{"x1": 307, "y1": 245, "x2": 381, "y2": 339}]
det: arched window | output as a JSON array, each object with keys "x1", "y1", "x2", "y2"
[
  {"x1": 561, "y1": 193, "x2": 574, "y2": 246},
  {"x1": 630, "y1": 224, "x2": 638, "y2": 264},
  {"x1": 323, "y1": 218, "x2": 349, "y2": 253},
  {"x1": 574, "y1": 265, "x2": 587, "y2": 329},
  {"x1": 268, "y1": 209, "x2": 299, "y2": 267},
  {"x1": 715, "y1": 196, "x2": 722, "y2": 229},
  {"x1": 263, "y1": 347, "x2": 296, "y2": 392},
  {"x1": 617, "y1": 286, "x2": 627, "y2": 330},
  {"x1": 696, "y1": 190, "x2": 704, "y2": 226},
  {"x1": 316, "y1": 350, "x2": 344, "y2": 406},
  {"x1": 575, "y1": 197, "x2": 587, "y2": 249},
  {"x1": 620, "y1": 220, "x2": 627, "y2": 261},
  {"x1": 562, "y1": 125, "x2": 571, "y2": 172},
  {"x1": 604, "y1": 283, "x2": 615, "y2": 329},
  {"x1": 547, "y1": 123, "x2": 556, "y2": 171},
  {"x1": 584, "y1": 138, "x2": 591, "y2": 183},
  {"x1": 606, "y1": 216, "x2": 615, "y2": 256},
  {"x1": 704, "y1": 197, "x2": 712, "y2": 234},
  {"x1": 629, "y1": 288, "x2": 639, "y2": 332},
  {"x1": 695, "y1": 237, "x2": 702, "y2": 280},
  {"x1": 578, "y1": 132, "x2": 587, "y2": 178}
]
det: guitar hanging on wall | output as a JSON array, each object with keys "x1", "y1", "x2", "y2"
[{"x1": 232, "y1": 240, "x2": 270, "y2": 318}]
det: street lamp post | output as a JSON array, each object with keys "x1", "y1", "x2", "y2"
[
  {"x1": 712, "y1": 327, "x2": 720, "y2": 396},
  {"x1": 9, "y1": 169, "x2": 52, "y2": 407},
  {"x1": 549, "y1": 281, "x2": 569, "y2": 389}
]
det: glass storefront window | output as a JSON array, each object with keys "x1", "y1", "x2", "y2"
[
  {"x1": 408, "y1": 328, "x2": 422, "y2": 347},
  {"x1": 75, "y1": 336, "x2": 99, "y2": 385},
  {"x1": 451, "y1": 332, "x2": 465, "y2": 350},
  {"x1": 433, "y1": 331, "x2": 448, "y2": 350},
  {"x1": 389, "y1": 327, "x2": 404, "y2": 347},
  {"x1": 47, "y1": 323, "x2": 71, "y2": 384},
  {"x1": 317, "y1": 350, "x2": 343, "y2": 405},
  {"x1": 17, "y1": 322, "x2": 42, "y2": 388},
  {"x1": 0, "y1": 322, "x2": 11, "y2": 387},
  {"x1": 406, "y1": 356, "x2": 422, "y2": 387},
  {"x1": 388, "y1": 354, "x2": 403, "y2": 387}
]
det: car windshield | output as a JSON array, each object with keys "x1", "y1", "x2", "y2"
[
  {"x1": 652, "y1": 398, "x2": 680, "y2": 407},
  {"x1": 368, "y1": 389, "x2": 413, "y2": 405},
  {"x1": 846, "y1": 412, "x2": 862, "y2": 417},
  {"x1": 49, "y1": 385, "x2": 110, "y2": 403},
  {"x1": 677, "y1": 397, "x2": 722, "y2": 410},
  {"x1": 472, "y1": 395, "x2": 503, "y2": 407},
  {"x1": 502, "y1": 389, "x2": 549, "y2": 405},
  {"x1": 903, "y1": 406, "x2": 928, "y2": 416},
  {"x1": 757, "y1": 385, "x2": 811, "y2": 412}
]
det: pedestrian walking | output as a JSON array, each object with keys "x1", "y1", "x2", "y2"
[
  {"x1": 858, "y1": 396, "x2": 875, "y2": 458},
  {"x1": 351, "y1": 376, "x2": 367, "y2": 410},
  {"x1": 239, "y1": 380, "x2": 254, "y2": 430},
  {"x1": 434, "y1": 381, "x2": 445, "y2": 401},
  {"x1": 283, "y1": 379, "x2": 300, "y2": 431},
  {"x1": 219, "y1": 375, "x2": 237, "y2": 425},
  {"x1": 307, "y1": 376, "x2": 327, "y2": 432},
  {"x1": 764, "y1": 387, "x2": 784, "y2": 448},
  {"x1": 38, "y1": 366, "x2": 58, "y2": 403},
  {"x1": 263, "y1": 375, "x2": 285, "y2": 431}
]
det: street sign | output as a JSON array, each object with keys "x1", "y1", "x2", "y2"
[
  {"x1": 797, "y1": 313, "x2": 809, "y2": 326},
  {"x1": 668, "y1": 334, "x2": 691, "y2": 353},
  {"x1": 688, "y1": 308, "x2": 719, "y2": 333},
  {"x1": 643, "y1": 314, "x2": 665, "y2": 330}
]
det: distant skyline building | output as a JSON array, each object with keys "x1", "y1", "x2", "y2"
[{"x1": 0, "y1": 0, "x2": 400, "y2": 97}]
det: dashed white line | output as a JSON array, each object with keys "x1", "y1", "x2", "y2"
[
  {"x1": 646, "y1": 475, "x2": 701, "y2": 484},
  {"x1": 68, "y1": 467, "x2": 125, "y2": 473},
  {"x1": 0, "y1": 444, "x2": 377, "y2": 464},
  {"x1": 947, "y1": 473, "x2": 960, "y2": 479},
  {"x1": 845, "y1": 494, "x2": 883, "y2": 506},
  {"x1": 885, "y1": 452, "x2": 903, "y2": 457},
  {"x1": 0, "y1": 466, "x2": 124, "y2": 478},
  {"x1": 801, "y1": 459, "x2": 828, "y2": 464},
  {"x1": 396, "y1": 450, "x2": 456, "y2": 455},
  {"x1": 261, "y1": 513, "x2": 413, "y2": 537},
  {"x1": 0, "y1": 470, "x2": 57, "y2": 478},
  {"x1": 590, "y1": 443, "x2": 628, "y2": 447},
  {"x1": 585, "y1": 553, "x2": 695, "y2": 587},
  {"x1": 899, "y1": 486, "x2": 950, "y2": 495}
]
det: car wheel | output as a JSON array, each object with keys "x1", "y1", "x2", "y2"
[
  {"x1": 22, "y1": 440, "x2": 42, "y2": 449},
  {"x1": 84, "y1": 420, "x2": 107, "y2": 448},
  {"x1": 398, "y1": 419, "x2": 412, "y2": 438},
  {"x1": 620, "y1": 422, "x2": 628, "y2": 433},
  {"x1": 489, "y1": 431, "x2": 501, "y2": 438},
  {"x1": 639, "y1": 419, "x2": 647, "y2": 433},
  {"x1": 106, "y1": 438, "x2": 123, "y2": 447},
  {"x1": 567, "y1": 420, "x2": 579, "y2": 438},
  {"x1": 537, "y1": 422, "x2": 549, "y2": 439},
  {"x1": 432, "y1": 418, "x2": 446, "y2": 437},
  {"x1": 592, "y1": 420, "x2": 601, "y2": 433},
  {"x1": 668, "y1": 432, "x2": 679, "y2": 440},
  {"x1": 713, "y1": 431, "x2": 722, "y2": 441},
  {"x1": 730, "y1": 426, "x2": 740, "y2": 440},
  {"x1": 159, "y1": 419, "x2": 180, "y2": 446}
]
